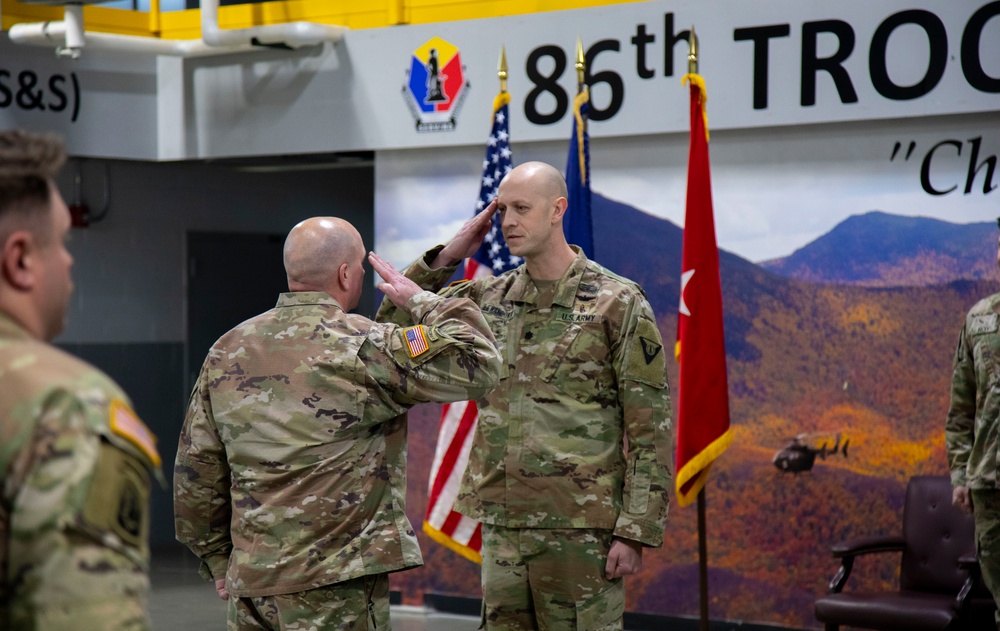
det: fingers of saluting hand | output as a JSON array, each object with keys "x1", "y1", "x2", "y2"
[
  {"x1": 468, "y1": 198, "x2": 498, "y2": 241},
  {"x1": 368, "y1": 251, "x2": 398, "y2": 281}
]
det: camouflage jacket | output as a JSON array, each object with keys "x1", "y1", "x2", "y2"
[
  {"x1": 174, "y1": 291, "x2": 500, "y2": 597},
  {"x1": 378, "y1": 247, "x2": 673, "y2": 546},
  {"x1": 947, "y1": 292, "x2": 1000, "y2": 489},
  {"x1": 0, "y1": 314, "x2": 160, "y2": 631}
]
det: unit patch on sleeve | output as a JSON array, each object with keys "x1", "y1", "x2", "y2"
[
  {"x1": 403, "y1": 325, "x2": 430, "y2": 357},
  {"x1": 109, "y1": 399, "x2": 161, "y2": 467},
  {"x1": 624, "y1": 317, "x2": 667, "y2": 388}
]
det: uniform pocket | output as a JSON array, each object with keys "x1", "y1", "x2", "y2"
[
  {"x1": 575, "y1": 580, "x2": 624, "y2": 631},
  {"x1": 540, "y1": 323, "x2": 613, "y2": 404}
]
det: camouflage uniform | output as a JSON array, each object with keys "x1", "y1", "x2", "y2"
[
  {"x1": 0, "y1": 313, "x2": 160, "y2": 631},
  {"x1": 174, "y1": 290, "x2": 501, "y2": 630},
  {"x1": 379, "y1": 246, "x2": 673, "y2": 629},
  {"x1": 947, "y1": 292, "x2": 1000, "y2": 626}
]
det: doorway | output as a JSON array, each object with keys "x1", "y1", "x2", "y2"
[{"x1": 185, "y1": 231, "x2": 288, "y2": 393}]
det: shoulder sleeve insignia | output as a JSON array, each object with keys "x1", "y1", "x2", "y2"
[
  {"x1": 403, "y1": 325, "x2": 430, "y2": 358},
  {"x1": 623, "y1": 317, "x2": 667, "y2": 388},
  {"x1": 109, "y1": 399, "x2": 161, "y2": 468}
]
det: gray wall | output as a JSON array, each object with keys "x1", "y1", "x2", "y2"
[{"x1": 51, "y1": 156, "x2": 375, "y2": 547}]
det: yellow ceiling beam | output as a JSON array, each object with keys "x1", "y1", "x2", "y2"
[{"x1": 2, "y1": 0, "x2": 642, "y2": 40}]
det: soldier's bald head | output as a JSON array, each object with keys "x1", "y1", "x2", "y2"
[
  {"x1": 284, "y1": 217, "x2": 364, "y2": 292},
  {"x1": 504, "y1": 161, "x2": 568, "y2": 202}
]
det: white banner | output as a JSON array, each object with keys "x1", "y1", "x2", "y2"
[{"x1": 0, "y1": 0, "x2": 996, "y2": 158}]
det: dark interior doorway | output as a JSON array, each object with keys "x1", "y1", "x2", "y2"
[{"x1": 186, "y1": 231, "x2": 289, "y2": 393}]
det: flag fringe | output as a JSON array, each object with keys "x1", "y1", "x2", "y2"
[
  {"x1": 422, "y1": 521, "x2": 482, "y2": 564},
  {"x1": 675, "y1": 427, "x2": 733, "y2": 507},
  {"x1": 492, "y1": 91, "x2": 511, "y2": 117}
]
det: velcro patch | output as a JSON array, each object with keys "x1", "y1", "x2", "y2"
[
  {"x1": 82, "y1": 442, "x2": 150, "y2": 549},
  {"x1": 624, "y1": 317, "x2": 667, "y2": 388},
  {"x1": 403, "y1": 325, "x2": 430, "y2": 357},
  {"x1": 970, "y1": 314, "x2": 999, "y2": 336},
  {"x1": 110, "y1": 399, "x2": 161, "y2": 468}
]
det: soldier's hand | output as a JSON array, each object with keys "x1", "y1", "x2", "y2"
[
  {"x1": 432, "y1": 198, "x2": 498, "y2": 269},
  {"x1": 606, "y1": 537, "x2": 643, "y2": 579},
  {"x1": 953, "y1": 485, "x2": 973, "y2": 513},
  {"x1": 370, "y1": 252, "x2": 423, "y2": 308},
  {"x1": 215, "y1": 577, "x2": 229, "y2": 600}
]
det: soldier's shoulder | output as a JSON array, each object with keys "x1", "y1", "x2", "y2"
[
  {"x1": 582, "y1": 261, "x2": 648, "y2": 303},
  {"x1": 2, "y1": 338, "x2": 111, "y2": 393},
  {"x1": 968, "y1": 292, "x2": 1000, "y2": 317},
  {"x1": 0, "y1": 339, "x2": 148, "y2": 463}
]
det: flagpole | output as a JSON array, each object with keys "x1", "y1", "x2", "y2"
[
  {"x1": 697, "y1": 489, "x2": 709, "y2": 631},
  {"x1": 498, "y1": 44, "x2": 508, "y2": 94},
  {"x1": 688, "y1": 26, "x2": 711, "y2": 631}
]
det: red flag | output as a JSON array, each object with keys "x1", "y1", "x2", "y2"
[
  {"x1": 675, "y1": 74, "x2": 732, "y2": 507},
  {"x1": 423, "y1": 92, "x2": 517, "y2": 563}
]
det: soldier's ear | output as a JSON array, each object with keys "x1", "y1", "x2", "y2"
[
  {"x1": 551, "y1": 197, "x2": 568, "y2": 223},
  {"x1": 337, "y1": 262, "x2": 350, "y2": 291},
  {"x1": 1, "y1": 230, "x2": 37, "y2": 291}
]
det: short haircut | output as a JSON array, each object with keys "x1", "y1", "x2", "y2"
[{"x1": 0, "y1": 130, "x2": 67, "y2": 242}]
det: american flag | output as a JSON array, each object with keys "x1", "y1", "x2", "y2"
[
  {"x1": 423, "y1": 91, "x2": 520, "y2": 563},
  {"x1": 404, "y1": 326, "x2": 428, "y2": 357}
]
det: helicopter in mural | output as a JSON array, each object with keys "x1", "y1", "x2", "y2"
[{"x1": 772, "y1": 432, "x2": 849, "y2": 474}]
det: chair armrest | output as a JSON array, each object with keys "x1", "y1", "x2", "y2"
[
  {"x1": 957, "y1": 553, "x2": 978, "y2": 570},
  {"x1": 830, "y1": 535, "x2": 906, "y2": 558},
  {"x1": 827, "y1": 535, "x2": 905, "y2": 594},
  {"x1": 955, "y1": 554, "x2": 982, "y2": 611}
]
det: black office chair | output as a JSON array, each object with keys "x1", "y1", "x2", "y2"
[{"x1": 814, "y1": 475, "x2": 996, "y2": 631}]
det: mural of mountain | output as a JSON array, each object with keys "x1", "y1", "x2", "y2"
[
  {"x1": 760, "y1": 211, "x2": 996, "y2": 286},
  {"x1": 390, "y1": 195, "x2": 993, "y2": 629}
]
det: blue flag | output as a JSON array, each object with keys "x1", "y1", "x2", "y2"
[{"x1": 563, "y1": 87, "x2": 594, "y2": 259}]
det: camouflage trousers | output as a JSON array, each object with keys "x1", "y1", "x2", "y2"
[
  {"x1": 972, "y1": 489, "x2": 1000, "y2": 629},
  {"x1": 480, "y1": 525, "x2": 625, "y2": 631},
  {"x1": 227, "y1": 573, "x2": 390, "y2": 631}
]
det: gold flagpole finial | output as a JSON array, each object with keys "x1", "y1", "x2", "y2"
[
  {"x1": 688, "y1": 25, "x2": 699, "y2": 75},
  {"x1": 498, "y1": 45, "x2": 508, "y2": 94},
  {"x1": 575, "y1": 36, "x2": 586, "y2": 92}
]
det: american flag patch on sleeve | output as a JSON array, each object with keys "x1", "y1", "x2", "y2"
[{"x1": 404, "y1": 325, "x2": 430, "y2": 357}]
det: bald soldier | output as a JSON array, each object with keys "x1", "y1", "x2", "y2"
[
  {"x1": 174, "y1": 217, "x2": 502, "y2": 631},
  {"x1": 379, "y1": 162, "x2": 673, "y2": 630},
  {"x1": 0, "y1": 130, "x2": 161, "y2": 630}
]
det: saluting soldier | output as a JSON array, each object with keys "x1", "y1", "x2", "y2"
[
  {"x1": 379, "y1": 162, "x2": 673, "y2": 630},
  {"x1": 0, "y1": 129, "x2": 161, "y2": 630},
  {"x1": 174, "y1": 216, "x2": 502, "y2": 631}
]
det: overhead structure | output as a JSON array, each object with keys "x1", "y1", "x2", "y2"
[{"x1": 8, "y1": 0, "x2": 347, "y2": 58}]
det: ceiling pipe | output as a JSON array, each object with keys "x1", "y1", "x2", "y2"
[
  {"x1": 200, "y1": 0, "x2": 346, "y2": 49},
  {"x1": 8, "y1": 0, "x2": 346, "y2": 57}
]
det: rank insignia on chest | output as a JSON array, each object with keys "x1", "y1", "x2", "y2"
[{"x1": 404, "y1": 325, "x2": 430, "y2": 357}]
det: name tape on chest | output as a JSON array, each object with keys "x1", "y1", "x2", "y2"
[
  {"x1": 970, "y1": 313, "x2": 999, "y2": 336},
  {"x1": 403, "y1": 325, "x2": 430, "y2": 357},
  {"x1": 110, "y1": 399, "x2": 161, "y2": 467}
]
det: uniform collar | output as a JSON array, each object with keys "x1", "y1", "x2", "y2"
[
  {"x1": 275, "y1": 292, "x2": 345, "y2": 311},
  {"x1": 507, "y1": 246, "x2": 588, "y2": 308},
  {"x1": 0, "y1": 312, "x2": 35, "y2": 342}
]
